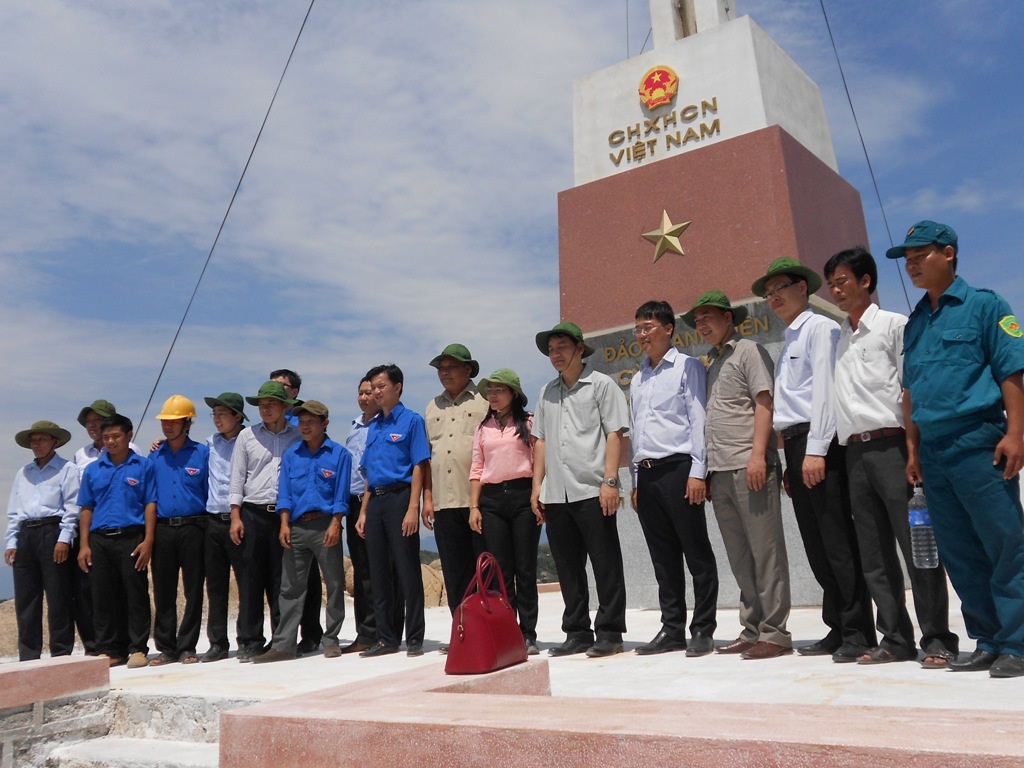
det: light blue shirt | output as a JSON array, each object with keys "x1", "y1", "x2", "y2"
[
  {"x1": 629, "y1": 346, "x2": 708, "y2": 482},
  {"x1": 5, "y1": 453, "x2": 81, "y2": 550},
  {"x1": 206, "y1": 431, "x2": 238, "y2": 514},
  {"x1": 345, "y1": 414, "x2": 372, "y2": 497}
]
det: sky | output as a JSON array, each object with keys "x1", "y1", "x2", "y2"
[{"x1": 2, "y1": 0, "x2": 1022, "y2": 597}]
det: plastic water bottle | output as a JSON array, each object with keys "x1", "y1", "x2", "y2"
[{"x1": 908, "y1": 486, "x2": 938, "y2": 569}]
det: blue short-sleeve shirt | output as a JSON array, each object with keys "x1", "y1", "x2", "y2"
[
  {"x1": 77, "y1": 451, "x2": 157, "y2": 529},
  {"x1": 360, "y1": 403, "x2": 431, "y2": 488},
  {"x1": 150, "y1": 438, "x2": 210, "y2": 518},
  {"x1": 904, "y1": 276, "x2": 1024, "y2": 439},
  {"x1": 277, "y1": 437, "x2": 352, "y2": 520}
]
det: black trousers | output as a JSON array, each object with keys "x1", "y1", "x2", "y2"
[
  {"x1": 237, "y1": 504, "x2": 283, "y2": 650},
  {"x1": 784, "y1": 432, "x2": 875, "y2": 648},
  {"x1": 636, "y1": 457, "x2": 719, "y2": 639},
  {"x1": 69, "y1": 536, "x2": 96, "y2": 654},
  {"x1": 846, "y1": 435, "x2": 959, "y2": 655},
  {"x1": 545, "y1": 496, "x2": 627, "y2": 642},
  {"x1": 479, "y1": 480, "x2": 541, "y2": 642},
  {"x1": 89, "y1": 529, "x2": 151, "y2": 657},
  {"x1": 433, "y1": 506, "x2": 485, "y2": 615},
  {"x1": 152, "y1": 518, "x2": 206, "y2": 657},
  {"x1": 204, "y1": 515, "x2": 244, "y2": 651},
  {"x1": 13, "y1": 521, "x2": 75, "y2": 660},
  {"x1": 346, "y1": 495, "x2": 404, "y2": 644},
  {"x1": 364, "y1": 488, "x2": 425, "y2": 648}
]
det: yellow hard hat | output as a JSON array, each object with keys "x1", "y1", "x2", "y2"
[{"x1": 156, "y1": 394, "x2": 197, "y2": 420}]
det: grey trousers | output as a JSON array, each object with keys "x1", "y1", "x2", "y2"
[
  {"x1": 710, "y1": 466, "x2": 792, "y2": 646},
  {"x1": 271, "y1": 515, "x2": 346, "y2": 653}
]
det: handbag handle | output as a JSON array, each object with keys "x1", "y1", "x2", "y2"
[{"x1": 458, "y1": 551, "x2": 512, "y2": 612}]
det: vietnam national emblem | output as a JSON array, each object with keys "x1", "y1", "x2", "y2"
[{"x1": 639, "y1": 65, "x2": 679, "y2": 109}]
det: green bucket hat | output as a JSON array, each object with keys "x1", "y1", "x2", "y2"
[
  {"x1": 204, "y1": 392, "x2": 248, "y2": 421},
  {"x1": 16, "y1": 420, "x2": 72, "y2": 449},
  {"x1": 478, "y1": 368, "x2": 528, "y2": 407},
  {"x1": 885, "y1": 220, "x2": 958, "y2": 260},
  {"x1": 751, "y1": 257, "x2": 822, "y2": 298},
  {"x1": 77, "y1": 399, "x2": 117, "y2": 427},
  {"x1": 245, "y1": 381, "x2": 298, "y2": 407},
  {"x1": 535, "y1": 321, "x2": 595, "y2": 358},
  {"x1": 680, "y1": 291, "x2": 749, "y2": 329},
  {"x1": 429, "y1": 343, "x2": 480, "y2": 378},
  {"x1": 292, "y1": 400, "x2": 329, "y2": 419}
]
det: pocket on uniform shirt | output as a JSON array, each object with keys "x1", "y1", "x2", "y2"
[{"x1": 938, "y1": 328, "x2": 983, "y2": 365}]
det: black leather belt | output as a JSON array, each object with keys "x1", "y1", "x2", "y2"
[
  {"x1": 370, "y1": 482, "x2": 410, "y2": 496},
  {"x1": 848, "y1": 427, "x2": 905, "y2": 444},
  {"x1": 483, "y1": 477, "x2": 533, "y2": 491},
  {"x1": 243, "y1": 502, "x2": 277, "y2": 513},
  {"x1": 93, "y1": 525, "x2": 145, "y2": 537},
  {"x1": 208, "y1": 513, "x2": 232, "y2": 523},
  {"x1": 780, "y1": 423, "x2": 811, "y2": 440},
  {"x1": 157, "y1": 516, "x2": 204, "y2": 527},
  {"x1": 22, "y1": 516, "x2": 62, "y2": 529},
  {"x1": 350, "y1": 494, "x2": 364, "y2": 507},
  {"x1": 637, "y1": 454, "x2": 689, "y2": 470}
]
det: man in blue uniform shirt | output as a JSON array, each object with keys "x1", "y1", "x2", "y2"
[
  {"x1": 77, "y1": 413, "x2": 157, "y2": 668},
  {"x1": 890, "y1": 219, "x2": 1024, "y2": 678},
  {"x1": 148, "y1": 395, "x2": 210, "y2": 666},
  {"x1": 5, "y1": 420, "x2": 79, "y2": 661},
  {"x1": 355, "y1": 364, "x2": 431, "y2": 658},
  {"x1": 254, "y1": 401, "x2": 351, "y2": 662}
]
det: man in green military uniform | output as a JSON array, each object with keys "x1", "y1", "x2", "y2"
[{"x1": 891, "y1": 220, "x2": 1024, "y2": 678}]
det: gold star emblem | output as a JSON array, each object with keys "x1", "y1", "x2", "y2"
[{"x1": 642, "y1": 210, "x2": 692, "y2": 262}]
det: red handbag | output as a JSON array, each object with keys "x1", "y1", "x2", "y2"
[{"x1": 444, "y1": 552, "x2": 528, "y2": 675}]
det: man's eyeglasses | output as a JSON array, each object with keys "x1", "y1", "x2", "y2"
[{"x1": 763, "y1": 281, "x2": 796, "y2": 300}]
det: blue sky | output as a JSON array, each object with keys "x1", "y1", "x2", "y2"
[{"x1": 2, "y1": 0, "x2": 1022, "y2": 598}]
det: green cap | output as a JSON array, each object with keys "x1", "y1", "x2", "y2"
[
  {"x1": 886, "y1": 220, "x2": 958, "y2": 259},
  {"x1": 292, "y1": 400, "x2": 329, "y2": 419},
  {"x1": 478, "y1": 368, "x2": 528, "y2": 407},
  {"x1": 77, "y1": 399, "x2": 117, "y2": 427},
  {"x1": 204, "y1": 392, "x2": 248, "y2": 421},
  {"x1": 535, "y1": 321, "x2": 595, "y2": 358},
  {"x1": 429, "y1": 343, "x2": 479, "y2": 378},
  {"x1": 245, "y1": 381, "x2": 298, "y2": 407},
  {"x1": 680, "y1": 291, "x2": 749, "y2": 329},
  {"x1": 751, "y1": 257, "x2": 822, "y2": 298},
  {"x1": 16, "y1": 420, "x2": 72, "y2": 449}
]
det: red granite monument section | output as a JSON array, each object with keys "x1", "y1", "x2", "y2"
[{"x1": 557, "y1": 124, "x2": 868, "y2": 333}]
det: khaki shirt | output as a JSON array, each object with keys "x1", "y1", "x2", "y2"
[
  {"x1": 425, "y1": 385, "x2": 488, "y2": 509},
  {"x1": 706, "y1": 334, "x2": 778, "y2": 472}
]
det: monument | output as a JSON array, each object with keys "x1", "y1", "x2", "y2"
[{"x1": 558, "y1": 0, "x2": 869, "y2": 609}]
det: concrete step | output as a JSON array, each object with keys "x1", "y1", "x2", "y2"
[{"x1": 46, "y1": 737, "x2": 218, "y2": 768}]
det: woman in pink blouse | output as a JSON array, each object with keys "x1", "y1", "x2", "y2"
[{"x1": 469, "y1": 368, "x2": 542, "y2": 655}]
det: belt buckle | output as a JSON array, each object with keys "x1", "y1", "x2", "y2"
[
  {"x1": 639, "y1": 458, "x2": 653, "y2": 470},
  {"x1": 859, "y1": 431, "x2": 872, "y2": 443},
  {"x1": 267, "y1": 504, "x2": 276, "y2": 513},
  {"x1": 169, "y1": 517, "x2": 183, "y2": 527},
  {"x1": 372, "y1": 486, "x2": 384, "y2": 496}
]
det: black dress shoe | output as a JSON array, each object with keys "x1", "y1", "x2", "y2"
[
  {"x1": 406, "y1": 643, "x2": 424, "y2": 657},
  {"x1": 548, "y1": 638, "x2": 593, "y2": 657},
  {"x1": 200, "y1": 646, "x2": 228, "y2": 663},
  {"x1": 586, "y1": 639, "x2": 624, "y2": 658},
  {"x1": 685, "y1": 632, "x2": 714, "y2": 657},
  {"x1": 296, "y1": 638, "x2": 321, "y2": 656},
  {"x1": 949, "y1": 648, "x2": 998, "y2": 672},
  {"x1": 635, "y1": 630, "x2": 687, "y2": 656},
  {"x1": 359, "y1": 641, "x2": 400, "y2": 658},
  {"x1": 832, "y1": 643, "x2": 869, "y2": 663},
  {"x1": 340, "y1": 640, "x2": 371, "y2": 655},
  {"x1": 797, "y1": 638, "x2": 841, "y2": 656},
  {"x1": 990, "y1": 654, "x2": 1024, "y2": 678}
]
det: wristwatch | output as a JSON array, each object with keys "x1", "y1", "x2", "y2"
[{"x1": 602, "y1": 477, "x2": 619, "y2": 488}]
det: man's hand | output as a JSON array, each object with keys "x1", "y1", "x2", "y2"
[
  {"x1": 230, "y1": 509, "x2": 244, "y2": 545},
  {"x1": 324, "y1": 517, "x2": 341, "y2": 548},
  {"x1": 355, "y1": 513, "x2": 367, "y2": 539},
  {"x1": 599, "y1": 483, "x2": 619, "y2": 516},
  {"x1": 630, "y1": 488, "x2": 638, "y2": 513},
  {"x1": 802, "y1": 455, "x2": 826, "y2": 488},
  {"x1": 149, "y1": 438, "x2": 165, "y2": 454},
  {"x1": 402, "y1": 508, "x2": 419, "y2": 537},
  {"x1": 746, "y1": 455, "x2": 767, "y2": 491},
  {"x1": 279, "y1": 521, "x2": 291, "y2": 549},
  {"x1": 530, "y1": 489, "x2": 546, "y2": 523},
  {"x1": 906, "y1": 455, "x2": 923, "y2": 485},
  {"x1": 53, "y1": 542, "x2": 70, "y2": 564},
  {"x1": 132, "y1": 539, "x2": 153, "y2": 571},
  {"x1": 994, "y1": 433, "x2": 1024, "y2": 480},
  {"x1": 421, "y1": 499, "x2": 435, "y2": 531},
  {"x1": 685, "y1": 477, "x2": 706, "y2": 505},
  {"x1": 4, "y1": 549, "x2": 14, "y2": 567},
  {"x1": 77, "y1": 545, "x2": 92, "y2": 573}
]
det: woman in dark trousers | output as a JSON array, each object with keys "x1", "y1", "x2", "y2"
[{"x1": 469, "y1": 369, "x2": 542, "y2": 655}]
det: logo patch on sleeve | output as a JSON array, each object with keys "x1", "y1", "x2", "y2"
[{"x1": 999, "y1": 315, "x2": 1023, "y2": 338}]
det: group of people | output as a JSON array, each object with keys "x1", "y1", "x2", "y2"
[{"x1": 6, "y1": 219, "x2": 1024, "y2": 679}]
